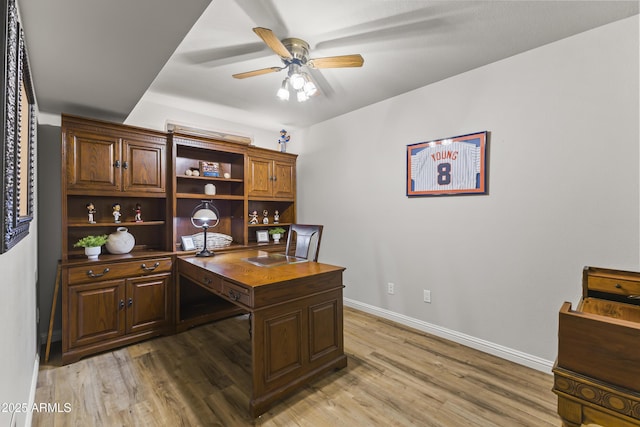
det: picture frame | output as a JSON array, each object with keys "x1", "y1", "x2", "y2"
[
  {"x1": 181, "y1": 235, "x2": 196, "y2": 251},
  {"x1": 0, "y1": 0, "x2": 36, "y2": 253},
  {"x1": 407, "y1": 131, "x2": 488, "y2": 197},
  {"x1": 256, "y1": 230, "x2": 269, "y2": 243}
]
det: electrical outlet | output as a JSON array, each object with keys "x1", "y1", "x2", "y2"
[
  {"x1": 423, "y1": 290, "x2": 431, "y2": 303},
  {"x1": 387, "y1": 282, "x2": 395, "y2": 294}
]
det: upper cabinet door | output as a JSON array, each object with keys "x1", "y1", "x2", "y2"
[
  {"x1": 248, "y1": 155, "x2": 296, "y2": 199},
  {"x1": 122, "y1": 138, "x2": 166, "y2": 194},
  {"x1": 272, "y1": 160, "x2": 295, "y2": 199},
  {"x1": 65, "y1": 129, "x2": 121, "y2": 192},
  {"x1": 248, "y1": 156, "x2": 274, "y2": 198}
]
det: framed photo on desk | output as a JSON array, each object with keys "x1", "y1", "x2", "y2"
[
  {"x1": 256, "y1": 230, "x2": 269, "y2": 243},
  {"x1": 181, "y1": 235, "x2": 196, "y2": 251}
]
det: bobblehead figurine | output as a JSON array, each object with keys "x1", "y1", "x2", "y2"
[
  {"x1": 134, "y1": 203, "x2": 143, "y2": 222},
  {"x1": 112, "y1": 203, "x2": 122, "y2": 223},
  {"x1": 278, "y1": 129, "x2": 290, "y2": 153},
  {"x1": 249, "y1": 210, "x2": 259, "y2": 225},
  {"x1": 87, "y1": 202, "x2": 96, "y2": 224}
]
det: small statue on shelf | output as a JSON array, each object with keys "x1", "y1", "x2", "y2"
[
  {"x1": 134, "y1": 203, "x2": 143, "y2": 222},
  {"x1": 262, "y1": 209, "x2": 269, "y2": 224},
  {"x1": 274, "y1": 210, "x2": 280, "y2": 224},
  {"x1": 112, "y1": 203, "x2": 122, "y2": 223},
  {"x1": 87, "y1": 202, "x2": 96, "y2": 224},
  {"x1": 278, "y1": 129, "x2": 290, "y2": 153},
  {"x1": 249, "y1": 210, "x2": 259, "y2": 225}
]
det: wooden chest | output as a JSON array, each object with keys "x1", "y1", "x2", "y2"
[{"x1": 553, "y1": 266, "x2": 640, "y2": 427}]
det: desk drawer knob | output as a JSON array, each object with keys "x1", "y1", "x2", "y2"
[
  {"x1": 141, "y1": 262, "x2": 160, "y2": 271},
  {"x1": 615, "y1": 283, "x2": 622, "y2": 288},
  {"x1": 228, "y1": 290, "x2": 240, "y2": 301},
  {"x1": 87, "y1": 268, "x2": 110, "y2": 278}
]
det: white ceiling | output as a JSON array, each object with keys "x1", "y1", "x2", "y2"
[{"x1": 18, "y1": 0, "x2": 639, "y2": 128}]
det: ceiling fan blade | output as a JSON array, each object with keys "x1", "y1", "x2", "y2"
[
  {"x1": 307, "y1": 54, "x2": 364, "y2": 69},
  {"x1": 253, "y1": 27, "x2": 292, "y2": 59},
  {"x1": 232, "y1": 67, "x2": 283, "y2": 79}
]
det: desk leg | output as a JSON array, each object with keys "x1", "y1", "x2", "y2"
[{"x1": 249, "y1": 288, "x2": 347, "y2": 417}]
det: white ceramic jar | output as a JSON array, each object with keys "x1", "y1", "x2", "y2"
[{"x1": 106, "y1": 227, "x2": 135, "y2": 254}]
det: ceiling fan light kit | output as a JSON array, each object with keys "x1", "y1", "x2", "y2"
[{"x1": 233, "y1": 27, "x2": 364, "y2": 103}]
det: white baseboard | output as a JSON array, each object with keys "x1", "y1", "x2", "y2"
[
  {"x1": 344, "y1": 298, "x2": 554, "y2": 373},
  {"x1": 25, "y1": 353, "x2": 39, "y2": 427}
]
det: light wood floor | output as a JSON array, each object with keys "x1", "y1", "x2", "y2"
[{"x1": 34, "y1": 307, "x2": 561, "y2": 426}]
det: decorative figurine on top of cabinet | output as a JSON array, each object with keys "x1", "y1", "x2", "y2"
[
  {"x1": 274, "y1": 210, "x2": 280, "y2": 223},
  {"x1": 249, "y1": 210, "x2": 259, "y2": 224},
  {"x1": 278, "y1": 129, "x2": 290, "y2": 153},
  {"x1": 87, "y1": 202, "x2": 96, "y2": 224},
  {"x1": 262, "y1": 209, "x2": 269, "y2": 224},
  {"x1": 112, "y1": 203, "x2": 122, "y2": 223},
  {"x1": 134, "y1": 203, "x2": 143, "y2": 222}
]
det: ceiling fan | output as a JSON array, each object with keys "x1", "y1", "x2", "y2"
[{"x1": 232, "y1": 27, "x2": 364, "y2": 102}]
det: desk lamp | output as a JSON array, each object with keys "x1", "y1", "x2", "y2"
[{"x1": 191, "y1": 200, "x2": 219, "y2": 257}]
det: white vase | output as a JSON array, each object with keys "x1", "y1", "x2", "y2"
[
  {"x1": 106, "y1": 227, "x2": 135, "y2": 254},
  {"x1": 272, "y1": 233, "x2": 282, "y2": 244},
  {"x1": 85, "y1": 246, "x2": 101, "y2": 260}
]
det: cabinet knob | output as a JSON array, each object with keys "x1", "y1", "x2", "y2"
[
  {"x1": 119, "y1": 300, "x2": 125, "y2": 310},
  {"x1": 86, "y1": 268, "x2": 110, "y2": 278},
  {"x1": 228, "y1": 289, "x2": 240, "y2": 301},
  {"x1": 114, "y1": 160, "x2": 121, "y2": 168},
  {"x1": 123, "y1": 161, "x2": 128, "y2": 169},
  {"x1": 128, "y1": 298, "x2": 133, "y2": 307},
  {"x1": 141, "y1": 262, "x2": 160, "y2": 271}
]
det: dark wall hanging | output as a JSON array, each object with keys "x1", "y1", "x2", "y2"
[{"x1": 1, "y1": 0, "x2": 36, "y2": 252}]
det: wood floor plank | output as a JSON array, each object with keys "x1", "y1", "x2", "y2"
[{"x1": 33, "y1": 307, "x2": 561, "y2": 426}]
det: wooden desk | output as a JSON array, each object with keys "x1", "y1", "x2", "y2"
[{"x1": 177, "y1": 250, "x2": 347, "y2": 417}]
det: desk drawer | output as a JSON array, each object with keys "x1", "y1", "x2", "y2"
[
  {"x1": 68, "y1": 258, "x2": 172, "y2": 284},
  {"x1": 178, "y1": 260, "x2": 222, "y2": 293},
  {"x1": 222, "y1": 280, "x2": 252, "y2": 307},
  {"x1": 587, "y1": 276, "x2": 640, "y2": 298}
]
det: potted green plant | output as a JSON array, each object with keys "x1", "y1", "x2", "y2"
[
  {"x1": 74, "y1": 234, "x2": 108, "y2": 259},
  {"x1": 268, "y1": 227, "x2": 286, "y2": 244}
]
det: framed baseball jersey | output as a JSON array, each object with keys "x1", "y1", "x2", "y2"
[{"x1": 407, "y1": 131, "x2": 487, "y2": 196}]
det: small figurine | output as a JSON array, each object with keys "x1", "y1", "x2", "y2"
[
  {"x1": 112, "y1": 203, "x2": 122, "y2": 223},
  {"x1": 134, "y1": 203, "x2": 143, "y2": 222},
  {"x1": 249, "y1": 210, "x2": 259, "y2": 225},
  {"x1": 274, "y1": 210, "x2": 279, "y2": 224},
  {"x1": 262, "y1": 209, "x2": 269, "y2": 224},
  {"x1": 278, "y1": 129, "x2": 290, "y2": 153},
  {"x1": 87, "y1": 202, "x2": 96, "y2": 224}
]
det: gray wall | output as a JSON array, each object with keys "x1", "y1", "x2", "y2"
[
  {"x1": 296, "y1": 15, "x2": 639, "y2": 365},
  {"x1": 37, "y1": 124, "x2": 62, "y2": 342}
]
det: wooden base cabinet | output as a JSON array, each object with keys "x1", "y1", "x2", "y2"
[{"x1": 62, "y1": 257, "x2": 173, "y2": 365}]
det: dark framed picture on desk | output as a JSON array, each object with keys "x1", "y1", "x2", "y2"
[{"x1": 256, "y1": 230, "x2": 269, "y2": 243}]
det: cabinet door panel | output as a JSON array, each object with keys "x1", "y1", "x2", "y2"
[
  {"x1": 68, "y1": 279, "x2": 126, "y2": 348},
  {"x1": 126, "y1": 273, "x2": 171, "y2": 334},
  {"x1": 123, "y1": 139, "x2": 166, "y2": 193},
  {"x1": 66, "y1": 130, "x2": 120, "y2": 191},
  {"x1": 273, "y1": 161, "x2": 295, "y2": 199},
  {"x1": 248, "y1": 156, "x2": 273, "y2": 197}
]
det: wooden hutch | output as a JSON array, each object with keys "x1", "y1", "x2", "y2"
[{"x1": 60, "y1": 114, "x2": 297, "y2": 364}]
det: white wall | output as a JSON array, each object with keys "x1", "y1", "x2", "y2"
[
  {"x1": 125, "y1": 91, "x2": 303, "y2": 153},
  {"x1": 297, "y1": 16, "x2": 639, "y2": 365},
  {"x1": 124, "y1": 16, "x2": 639, "y2": 369},
  {"x1": 0, "y1": 216, "x2": 39, "y2": 427}
]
